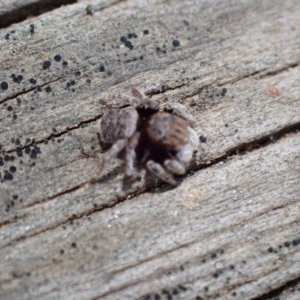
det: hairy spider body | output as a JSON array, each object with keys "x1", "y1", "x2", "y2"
[{"x1": 98, "y1": 88, "x2": 199, "y2": 185}]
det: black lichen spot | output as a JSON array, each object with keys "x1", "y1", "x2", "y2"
[
  {"x1": 10, "y1": 166, "x2": 16, "y2": 173},
  {"x1": 29, "y1": 78, "x2": 37, "y2": 85},
  {"x1": 12, "y1": 74, "x2": 23, "y2": 83},
  {"x1": 127, "y1": 32, "x2": 137, "y2": 39},
  {"x1": 17, "y1": 98, "x2": 22, "y2": 105},
  {"x1": 4, "y1": 171, "x2": 13, "y2": 180},
  {"x1": 154, "y1": 294, "x2": 160, "y2": 300},
  {"x1": 107, "y1": 71, "x2": 112, "y2": 76},
  {"x1": 34, "y1": 86, "x2": 42, "y2": 93},
  {"x1": 99, "y1": 65, "x2": 105, "y2": 72},
  {"x1": 24, "y1": 147, "x2": 31, "y2": 155},
  {"x1": 30, "y1": 24, "x2": 35, "y2": 34},
  {"x1": 213, "y1": 272, "x2": 219, "y2": 278},
  {"x1": 284, "y1": 241, "x2": 291, "y2": 248},
  {"x1": 5, "y1": 33, "x2": 10, "y2": 40},
  {"x1": 15, "y1": 148, "x2": 22, "y2": 157},
  {"x1": 177, "y1": 285, "x2": 187, "y2": 291},
  {"x1": 221, "y1": 88, "x2": 227, "y2": 96},
  {"x1": 7, "y1": 105, "x2": 13, "y2": 111},
  {"x1": 143, "y1": 29, "x2": 149, "y2": 35},
  {"x1": 120, "y1": 36, "x2": 127, "y2": 43},
  {"x1": 156, "y1": 47, "x2": 167, "y2": 55},
  {"x1": 199, "y1": 135, "x2": 207, "y2": 143},
  {"x1": 211, "y1": 253, "x2": 217, "y2": 259},
  {"x1": 66, "y1": 80, "x2": 75, "y2": 88},
  {"x1": 125, "y1": 41, "x2": 133, "y2": 50},
  {"x1": 268, "y1": 247, "x2": 274, "y2": 253},
  {"x1": 75, "y1": 71, "x2": 81, "y2": 76},
  {"x1": 45, "y1": 86, "x2": 52, "y2": 93},
  {"x1": 161, "y1": 289, "x2": 172, "y2": 300},
  {"x1": 13, "y1": 194, "x2": 18, "y2": 200},
  {"x1": 60, "y1": 249, "x2": 65, "y2": 255},
  {"x1": 54, "y1": 54, "x2": 62, "y2": 62},
  {"x1": 71, "y1": 242, "x2": 77, "y2": 248},
  {"x1": 293, "y1": 239, "x2": 300, "y2": 246},
  {"x1": 1, "y1": 81, "x2": 8, "y2": 90},
  {"x1": 43, "y1": 61, "x2": 51, "y2": 70},
  {"x1": 0, "y1": 157, "x2": 4, "y2": 166},
  {"x1": 172, "y1": 39, "x2": 180, "y2": 47},
  {"x1": 30, "y1": 146, "x2": 41, "y2": 159},
  {"x1": 139, "y1": 55, "x2": 144, "y2": 60},
  {"x1": 62, "y1": 61, "x2": 68, "y2": 67}
]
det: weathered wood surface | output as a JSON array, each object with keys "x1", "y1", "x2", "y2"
[{"x1": 0, "y1": 0, "x2": 300, "y2": 299}]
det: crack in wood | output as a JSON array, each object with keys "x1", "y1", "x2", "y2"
[
  {"x1": 192, "y1": 121, "x2": 300, "y2": 174},
  {"x1": 0, "y1": 77, "x2": 63, "y2": 105},
  {"x1": 0, "y1": 0, "x2": 77, "y2": 29},
  {"x1": 3, "y1": 121, "x2": 299, "y2": 234},
  {"x1": 250, "y1": 275, "x2": 300, "y2": 300}
]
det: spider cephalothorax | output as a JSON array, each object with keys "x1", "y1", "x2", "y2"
[{"x1": 98, "y1": 88, "x2": 199, "y2": 185}]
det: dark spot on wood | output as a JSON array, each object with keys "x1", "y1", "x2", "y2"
[
  {"x1": 4, "y1": 171, "x2": 13, "y2": 180},
  {"x1": 199, "y1": 135, "x2": 207, "y2": 143},
  {"x1": 54, "y1": 54, "x2": 62, "y2": 62},
  {"x1": 10, "y1": 166, "x2": 16, "y2": 173},
  {"x1": 99, "y1": 65, "x2": 105, "y2": 72},
  {"x1": 45, "y1": 86, "x2": 52, "y2": 93},
  {"x1": 29, "y1": 78, "x2": 37, "y2": 85},
  {"x1": 172, "y1": 39, "x2": 180, "y2": 47},
  {"x1": 221, "y1": 87, "x2": 227, "y2": 96},
  {"x1": 143, "y1": 29, "x2": 149, "y2": 35},
  {"x1": 30, "y1": 24, "x2": 35, "y2": 34},
  {"x1": 125, "y1": 41, "x2": 133, "y2": 49},
  {"x1": 43, "y1": 60, "x2": 51, "y2": 70},
  {"x1": 178, "y1": 284, "x2": 187, "y2": 291},
  {"x1": 120, "y1": 36, "x2": 127, "y2": 43},
  {"x1": 1, "y1": 81, "x2": 8, "y2": 90},
  {"x1": 16, "y1": 148, "x2": 23, "y2": 157}
]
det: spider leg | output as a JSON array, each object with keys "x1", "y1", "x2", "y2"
[
  {"x1": 125, "y1": 132, "x2": 141, "y2": 178},
  {"x1": 99, "y1": 139, "x2": 127, "y2": 175},
  {"x1": 165, "y1": 126, "x2": 199, "y2": 175},
  {"x1": 164, "y1": 158, "x2": 186, "y2": 175},
  {"x1": 146, "y1": 160, "x2": 177, "y2": 186}
]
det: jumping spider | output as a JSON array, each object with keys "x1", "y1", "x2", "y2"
[{"x1": 98, "y1": 88, "x2": 199, "y2": 185}]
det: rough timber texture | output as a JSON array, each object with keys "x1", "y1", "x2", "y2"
[{"x1": 0, "y1": 0, "x2": 300, "y2": 299}]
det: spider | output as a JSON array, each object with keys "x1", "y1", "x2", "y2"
[{"x1": 97, "y1": 88, "x2": 199, "y2": 185}]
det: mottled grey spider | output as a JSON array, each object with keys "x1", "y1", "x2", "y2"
[{"x1": 98, "y1": 88, "x2": 199, "y2": 185}]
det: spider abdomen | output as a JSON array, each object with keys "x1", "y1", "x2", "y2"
[{"x1": 146, "y1": 112, "x2": 189, "y2": 151}]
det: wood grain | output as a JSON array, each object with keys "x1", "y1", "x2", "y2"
[{"x1": 0, "y1": 0, "x2": 300, "y2": 299}]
